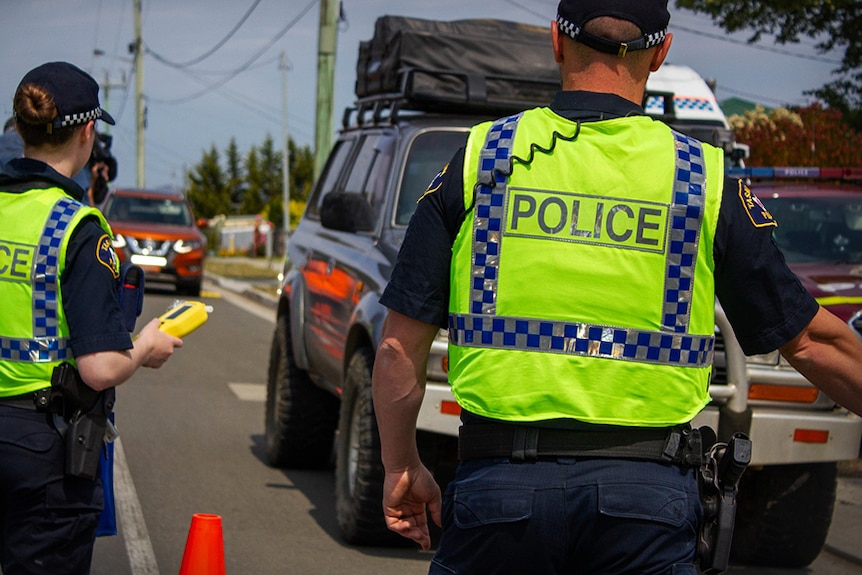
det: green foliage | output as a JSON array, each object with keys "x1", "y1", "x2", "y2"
[
  {"x1": 186, "y1": 145, "x2": 230, "y2": 219},
  {"x1": 183, "y1": 135, "x2": 315, "y2": 227},
  {"x1": 675, "y1": 0, "x2": 861, "y2": 128}
]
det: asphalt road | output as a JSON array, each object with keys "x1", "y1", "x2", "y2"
[
  {"x1": 77, "y1": 282, "x2": 861, "y2": 575},
  {"x1": 89, "y1": 287, "x2": 431, "y2": 575}
]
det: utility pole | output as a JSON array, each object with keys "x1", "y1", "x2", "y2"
[
  {"x1": 133, "y1": 0, "x2": 145, "y2": 188},
  {"x1": 314, "y1": 0, "x2": 338, "y2": 179},
  {"x1": 280, "y1": 52, "x2": 291, "y2": 250},
  {"x1": 93, "y1": 50, "x2": 127, "y2": 136}
]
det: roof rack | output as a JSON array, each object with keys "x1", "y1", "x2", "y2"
[{"x1": 343, "y1": 66, "x2": 560, "y2": 129}]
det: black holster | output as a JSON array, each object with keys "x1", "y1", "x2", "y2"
[
  {"x1": 697, "y1": 430, "x2": 752, "y2": 574},
  {"x1": 51, "y1": 363, "x2": 116, "y2": 480}
]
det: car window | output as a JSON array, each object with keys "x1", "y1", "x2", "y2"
[
  {"x1": 766, "y1": 196, "x2": 862, "y2": 263},
  {"x1": 306, "y1": 139, "x2": 354, "y2": 219},
  {"x1": 341, "y1": 133, "x2": 392, "y2": 229},
  {"x1": 395, "y1": 130, "x2": 468, "y2": 226},
  {"x1": 105, "y1": 196, "x2": 192, "y2": 227}
]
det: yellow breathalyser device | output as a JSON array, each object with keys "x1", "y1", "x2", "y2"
[{"x1": 157, "y1": 300, "x2": 211, "y2": 338}]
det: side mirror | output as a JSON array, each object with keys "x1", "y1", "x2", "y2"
[
  {"x1": 320, "y1": 192, "x2": 375, "y2": 233},
  {"x1": 196, "y1": 217, "x2": 209, "y2": 230}
]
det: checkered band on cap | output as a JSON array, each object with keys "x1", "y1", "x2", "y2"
[
  {"x1": 54, "y1": 106, "x2": 104, "y2": 129},
  {"x1": 0, "y1": 197, "x2": 79, "y2": 362},
  {"x1": 556, "y1": 15, "x2": 582, "y2": 42},
  {"x1": 556, "y1": 14, "x2": 667, "y2": 54},
  {"x1": 448, "y1": 117, "x2": 713, "y2": 368}
]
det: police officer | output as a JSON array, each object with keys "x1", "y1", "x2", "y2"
[
  {"x1": 371, "y1": 1, "x2": 862, "y2": 573},
  {"x1": 0, "y1": 62, "x2": 181, "y2": 575}
]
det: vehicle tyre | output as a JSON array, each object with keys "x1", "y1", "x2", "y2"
[
  {"x1": 730, "y1": 462, "x2": 837, "y2": 567},
  {"x1": 335, "y1": 348, "x2": 407, "y2": 546},
  {"x1": 265, "y1": 315, "x2": 339, "y2": 469}
]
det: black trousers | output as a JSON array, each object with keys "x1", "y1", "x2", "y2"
[{"x1": 0, "y1": 405, "x2": 102, "y2": 575}]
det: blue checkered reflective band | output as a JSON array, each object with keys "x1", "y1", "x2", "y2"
[
  {"x1": 0, "y1": 197, "x2": 79, "y2": 362},
  {"x1": 645, "y1": 96, "x2": 716, "y2": 116},
  {"x1": 449, "y1": 314, "x2": 714, "y2": 365},
  {"x1": 665, "y1": 132, "x2": 706, "y2": 333},
  {"x1": 449, "y1": 116, "x2": 714, "y2": 368}
]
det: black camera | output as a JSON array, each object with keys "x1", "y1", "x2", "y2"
[{"x1": 89, "y1": 131, "x2": 118, "y2": 205}]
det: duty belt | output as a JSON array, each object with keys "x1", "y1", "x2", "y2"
[
  {"x1": 0, "y1": 388, "x2": 53, "y2": 412},
  {"x1": 458, "y1": 423, "x2": 703, "y2": 467}
]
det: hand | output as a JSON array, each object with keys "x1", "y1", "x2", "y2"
[
  {"x1": 136, "y1": 318, "x2": 183, "y2": 368},
  {"x1": 381, "y1": 463, "x2": 442, "y2": 550}
]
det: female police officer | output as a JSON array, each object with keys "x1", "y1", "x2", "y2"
[
  {"x1": 0, "y1": 62, "x2": 181, "y2": 575},
  {"x1": 371, "y1": 1, "x2": 862, "y2": 573}
]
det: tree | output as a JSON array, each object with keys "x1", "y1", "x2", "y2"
[
  {"x1": 242, "y1": 148, "x2": 266, "y2": 216},
  {"x1": 183, "y1": 135, "x2": 315, "y2": 226},
  {"x1": 257, "y1": 135, "x2": 285, "y2": 229},
  {"x1": 225, "y1": 138, "x2": 245, "y2": 211},
  {"x1": 729, "y1": 103, "x2": 862, "y2": 166},
  {"x1": 186, "y1": 144, "x2": 230, "y2": 218},
  {"x1": 675, "y1": 0, "x2": 862, "y2": 129}
]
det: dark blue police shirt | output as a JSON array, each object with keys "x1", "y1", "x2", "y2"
[
  {"x1": 380, "y1": 91, "x2": 819, "y2": 356},
  {"x1": 0, "y1": 158, "x2": 133, "y2": 358}
]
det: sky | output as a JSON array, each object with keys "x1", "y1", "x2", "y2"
[{"x1": 0, "y1": 0, "x2": 846, "y2": 190}]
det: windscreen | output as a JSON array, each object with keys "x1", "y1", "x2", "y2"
[
  {"x1": 105, "y1": 196, "x2": 193, "y2": 227},
  {"x1": 765, "y1": 196, "x2": 862, "y2": 264},
  {"x1": 395, "y1": 130, "x2": 469, "y2": 226}
]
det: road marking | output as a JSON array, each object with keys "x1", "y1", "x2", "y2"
[
  {"x1": 114, "y1": 438, "x2": 160, "y2": 575},
  {"x1": 228, "y1": 382, "x2": 266, "y2": 402}
]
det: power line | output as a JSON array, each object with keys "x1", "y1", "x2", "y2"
[
  {"x1": 146, "y1": 0, "x2": 264, "y2": 69},
  {"x1": 150, "y1": 0, "x2": 319, "y2": 105},
  {"x1": 669, "y1": 23, "x2": 842, "y2": 65}
]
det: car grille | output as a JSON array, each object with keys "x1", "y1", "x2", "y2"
[{"x1": 128, "y1": 237, "x2": 173, "y2": 257}]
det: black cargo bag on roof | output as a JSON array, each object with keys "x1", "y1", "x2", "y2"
[{"x1": 355, "y1": 16, "x2": 560, "y2": 112}]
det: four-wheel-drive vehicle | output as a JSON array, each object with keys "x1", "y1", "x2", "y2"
[{"x1": 264, "y1": 15, "x2": 862, "y2": 566}]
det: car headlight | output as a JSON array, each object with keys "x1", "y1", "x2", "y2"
[
  {"x1": 112, "y1": 234, "x2": 127, "y2": 249},
  {"x1": 173, "y1": 239, "x2": 202, "y2": 254}
]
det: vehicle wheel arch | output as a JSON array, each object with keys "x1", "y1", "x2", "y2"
[
  {"x1": 342, "y1": 293, "x2": 387, "y2": 380},
  {"x1": 277, "y1": 274, "x2": 310, "y2": 371}
]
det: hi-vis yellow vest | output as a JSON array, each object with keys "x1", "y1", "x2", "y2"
[
  {"x1": 448, "y1": 109, "x2": 724, "y2": 426},
  {"x1": 0, "y1": 187, "x2": 113, "y2": 397}
]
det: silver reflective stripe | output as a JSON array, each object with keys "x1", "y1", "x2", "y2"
[
  {"x1": 450, "y1": 117, "x2": 714, "y2": 368},
  {"x1": 0, "y1": 197, "x2": 78, "y2": 362}
]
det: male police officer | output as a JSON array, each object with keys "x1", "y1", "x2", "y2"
[
  {"x1": 371, "y1": 1, "x2": 862, "y2": 573},
  {"x1": 0, "y1": 62, "x2": 180, "y2": 575}
]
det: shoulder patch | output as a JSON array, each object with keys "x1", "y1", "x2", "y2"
[
  {"x1": 417, "y1": 163, "x2": 449, "y2": 204},
  {"x1": 737, "y1": 181, "x2": 777, "y2": 228},
  {"x1": 96, "y1": 234, "x2": 120, "y2": 278}
]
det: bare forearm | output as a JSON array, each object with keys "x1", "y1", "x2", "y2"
[
  {"x1": 76, "y1": 318, "x2": 182, "y2": 391},
  {"x1": 780, "y1": 306, "x2": 862, "y2": 416},
  {"x1": 372, "y1": 311, "x2": 440, "y2": 471},
  {"x1": 372, "y1": 341, "x2": 426, "y2": 470}
]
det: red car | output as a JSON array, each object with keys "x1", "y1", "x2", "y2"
[
  {"x1": 755, "y1": 178, "x2": 862, "y2": 331},
  {"x1": 101, "y1": 188, "x2": 207, "y2": 296}
]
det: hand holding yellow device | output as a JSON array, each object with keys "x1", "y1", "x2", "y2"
[{"x1": 157, "y1": 300, "x2": 212, "y2": 338}]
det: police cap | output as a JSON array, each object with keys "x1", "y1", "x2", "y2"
[
  {"x1": 556, "y1": 0, "x2": 670, "y2": 57},
  {"x1": 15, "y1": 61, "x2": 116, "y2": 130}
]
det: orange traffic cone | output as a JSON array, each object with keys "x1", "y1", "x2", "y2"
[{"x1": 178, "y1": 513, "x2": 226, "y2": 575}]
